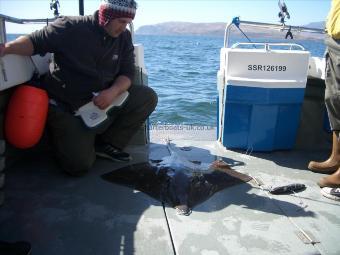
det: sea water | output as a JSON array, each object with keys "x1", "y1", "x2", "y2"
[
  {"x1": 6, "y1": 33, "x2": 326, "y2": 126},
  {"x1": 136, "y1": 34, "x2": 326, "y2": 126}
]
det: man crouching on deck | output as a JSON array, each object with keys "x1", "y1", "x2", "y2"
[{"x1": 0, "y1": 0, "x2": 157, "y2": 176}]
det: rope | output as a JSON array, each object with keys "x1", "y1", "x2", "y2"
[{"x1": 232, "y1": 17, "x2": 257, "y2": 48}]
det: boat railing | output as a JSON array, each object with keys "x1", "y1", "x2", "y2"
[
  {"x1": 0, "y1": 12, "x2": 143, "y2": 91},
  {"x1": 224, "y1": 18, "x2": 325, "y2": 48},
  {"x1": 231, "y1": 42, "x2": 306, "y2": 51},
  {"x1": 0, "y1": 13, "x2": 135, "y2": 43},
  {"x1": 0, "y1": 13, "x2": 56, "y2": 43},
  {"x1": 0, "y1": 14, "x2": 56, "y2": 25}
]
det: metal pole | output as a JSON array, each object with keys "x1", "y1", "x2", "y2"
[
  {"x1": 223, "y1": 22, "x2": 232, "y2": 48},
  {"x1": 0, "y1": 17, "x2": 6, "y2": 43},
  {"x1": 79, "y1": 0, "x2": 84, "y2": 16},
  {"x1": 129, "y1": 23, "x2": 134, "y2": 42}
]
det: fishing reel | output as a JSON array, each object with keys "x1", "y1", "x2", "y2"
[{"x1": 50, "y1": 0, "x2": 60, "y2": 17}]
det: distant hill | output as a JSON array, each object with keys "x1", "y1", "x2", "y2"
[
  {"x1": 304, "y1": 21, "x2": 325, "y2": 29},
  {"x1": 136, "y1": 21, "x2": 325, "y2": 40},
  {"x1": 136, "y1": 22, "x2": 226, "y2": 36}
]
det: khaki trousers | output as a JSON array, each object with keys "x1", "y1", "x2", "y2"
[{"x1": 325, "y1": 35, "x2": 340, "y2": 131}]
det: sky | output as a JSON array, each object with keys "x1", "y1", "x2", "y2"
[{"x1": 0, "y1": 0, "x2": 331, "y2": 34}]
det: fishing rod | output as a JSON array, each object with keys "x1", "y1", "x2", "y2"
[
  {"x1": 224, "y1": 19, "x2": 325, "y2": 48},
  {"x1": 50, "y1": 0, "x2": 84, "y2": 17},
  {"x1": 79, "y1": 0, "x2": 85, "y2": 16},
  {"x1": 224, "y1": 0, "x2": 325, "y2": 48}
]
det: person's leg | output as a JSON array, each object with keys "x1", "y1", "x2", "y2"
[
  {"x1": 308, "y1": 131, "x2": 340, "y2": 173},
  {"x1": 316, "y1": 36, "x2": 340, "y2": 187},
  {"x1": 99, "y1": 85, "x2": 157, "y2": 149},
  {"x1": 318, "y1": 167, "x2": 340, "y2": 188},
  {"x1": 47, "y1": 106, "x2": 96, "y2": 176},
  {"x1": 309, "y1": 37, "x2": 340, "y2": 174},
  {"x1": 324, "y1": 38, "x2": 340, "y2": 133},
  {"x1": 318, "y1": 131, "x2": 340, "y2": 188}
]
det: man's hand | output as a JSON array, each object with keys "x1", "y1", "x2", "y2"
[
  {"x1": 93, "y1": 87, "x2": 119, "y2": 110},
  {"x1": 93, "y1": 75, "x2": 131, "y2": 110}
]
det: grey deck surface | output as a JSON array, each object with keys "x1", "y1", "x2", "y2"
[
  {"x1": 0, "y1": 146, "x2": 174, "y2": 255},
  {"x1": 0, "y1": 137, "x2": 340, "y2": 255},
  {"x1": 161, "y1": 140, "x2": 340, "y2": 255}
]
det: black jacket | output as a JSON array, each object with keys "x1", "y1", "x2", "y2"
[{"x1": 29, "y1": 11, "x2": 135, "y2": 110}]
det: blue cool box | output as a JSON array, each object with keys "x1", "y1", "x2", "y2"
[{"x1": 221, "y1": 85, "x2": 306, "y2": 151}]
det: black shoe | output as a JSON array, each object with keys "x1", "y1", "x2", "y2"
[
  {"x1": 0, "y1": 241, "x2": 32, "y2": 255},
  {"x1": 321, "y1": 187, "x2": 340, "y2": 201},
  {"x1": 96, "y1": 143, "x2": 131, "y2": 162}
]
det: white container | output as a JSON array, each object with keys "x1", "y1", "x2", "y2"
[
  {"x1": 308, "y1": 56, "x2": 325, "y2": 80},
  {"x1": 0, "y1": 54, "x2": 35, "y2": 91},
  {"x1": 217, "y1": 44, "x2": 311, "y2": 151},
  {"x1": 31, "y1": 53, "x2": 51, "y2": 76},
  {"x1": 134, "y1": 43, "x2": 147, "y2": 73},
  {"x1": 224, "y1": 47, "x2": 310, "y2": 88}
]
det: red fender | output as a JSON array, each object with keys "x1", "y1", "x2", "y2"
[{"x1": 5, "y1": 85, "x2": 49, "y2": 149}]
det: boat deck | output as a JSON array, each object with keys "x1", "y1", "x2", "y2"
[{"x1": 0, "y1": 130, "x2": 339, "y2": 255}]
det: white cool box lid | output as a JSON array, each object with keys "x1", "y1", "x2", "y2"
[{"x1": 219, "y1": 48, "x2": 310, "y2": 89}]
